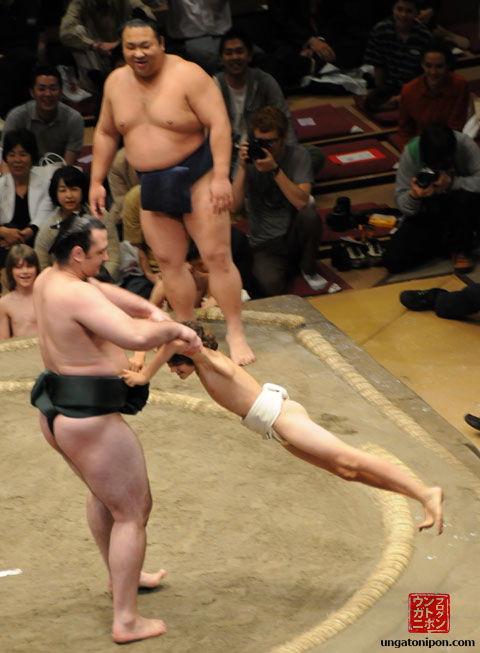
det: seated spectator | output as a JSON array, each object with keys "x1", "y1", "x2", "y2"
[
  {"x1": 0, "y1": 129, "x2": 55, "y2": 270},
  {"x1": 34, "y1": 166, "x2": 120, "y2": 280},
  {"x1": 398, "y1": 39, "x2": 470, "y2": 149},
  {"x1": 214, "y1": 28, "x2": 297, "y2": 174},
  {"x1": 383, "y1": 123, "x2": 480, "y2": 274},
  {"x1": 107, "y1": 148, "x2": 139, "y2": 225},
  {"x1": 232, "y1": 106, "x2": 326, "y2": 297},
  {"x1": 165, "y1": 0, "x2": 231, "y2": 75},
  {"x1": 0, "y1": 245, "x2": 40, "y2": 339},
  {"x1": 364, "y1": 0, "x2": 432, "y2": 112},
  {"x1": 59, "y1": 0, "x2": 155, "y2": 94},
  {"x1": 1, "y1": 65, "x2": 85, "y2": 172},
  {"x1": 256, "y1": 0, "x2": 385, "y2": 91}
]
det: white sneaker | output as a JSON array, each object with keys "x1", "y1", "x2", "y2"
[{"x1": 301, "y1": 271, "x2": 328, "y2": 291}]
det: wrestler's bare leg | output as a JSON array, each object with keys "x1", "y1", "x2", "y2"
[
  {"x1": 39, "y1": 412, "x2": 166, "y2": 643},
  {"x1": 141, "y1": 210, "x2": 197, "y2": 320},
  {"x1": 187, "y1": 172, "x2": 255, "y2": 365},
  {"x1": 274, "y1": 401, "x2": 443, "y2": 535}
]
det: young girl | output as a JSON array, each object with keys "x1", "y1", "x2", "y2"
[
  {"x1": 121, "y1": 322, "x2": 444, "y2": 535},
  {"x1": 0, "y1": 244, "x2": 40, "y2": 338}
]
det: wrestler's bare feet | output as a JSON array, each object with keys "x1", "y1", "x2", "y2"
[
  {"x1": 418, "y1": 486, "x2": 444, "y2": 535},
  {"x1": 109, "y1": 569, "x2": 166, "y2": 594},
  {"x1": 226, "y1": 332, "x2": 255, "y2": 366},
  {"x1": 112, "y1": 615, "x2": 167, "y2": 644}
]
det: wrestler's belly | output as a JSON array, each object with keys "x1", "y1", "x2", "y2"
[
  {"x1": 46, "y1": 342, "x2": 129, "y2": 378},
  {"x1": 124, "y1": 126, "x2": 206, "y2": 171}
]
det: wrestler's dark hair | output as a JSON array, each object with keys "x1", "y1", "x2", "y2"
[
  {"x1": 2, "y1": 128, "x2": 39, "y2": 165},
  {"x1": 120, "y1": 8, "x2": 163, "y2": 42},
  {"x1": 49, "y1": 165, "x2": 89, "y2": 207},
  {"x1": 48, "y1": 214, "x2": 107, "y2": 263},
  {"x1": 30, "y1": 64, "x2": 62, "y2": 90},
  {"x1": 5, "y1": 245, "x2": 40, "y2": 291},
  {"x1": 421, "y1": 38, "x2": 454, "y2": 70},
  {"x1": 420, "y1": 122, "x2": 456, "y2": 168},
  {"x1": 219, "y1": 28, "x2": 253, "y2": 55},
  {"x1": 250, "y1": 106, "x2": 288, "y2": 139},
  {"x1": 168, "y1": 321, "x2": 218, "y2": 367}
]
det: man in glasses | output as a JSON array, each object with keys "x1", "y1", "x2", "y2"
[{"x1": 232, "y1": 106, "x2": 325, "y2": 296}]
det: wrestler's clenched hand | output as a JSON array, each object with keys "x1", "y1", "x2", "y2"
[
  {"x1": 89, "y1": 182, "x2": 107, "y2": 219},
  {"x1": 175, "y1": 327, "x2": 203, "y2": 355},
  {"x1": 209, "y1": 177, "x2": 233, "y2": 213}
]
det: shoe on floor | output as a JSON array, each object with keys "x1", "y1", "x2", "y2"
[
  {"x1": 453, "y1": 252, "x2": 474, "y2": 273},
  {"x1": 301, "y1": 270, "x2": 328, "y2": 291},
  {"x1": 399, "y1": 288, "x2": 447, "y2": 311},
  {"x1": 465, "y1": 413, "x2": 480, "y2": 431}
]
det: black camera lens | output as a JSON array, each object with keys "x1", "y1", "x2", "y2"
[
  {"x1": 247, "y1": 138, "x2": 267, "y2": 162},
  {"x1": 416, "y1": 167, "x2": 439, "y2": 188}
]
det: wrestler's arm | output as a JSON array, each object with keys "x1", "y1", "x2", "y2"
[
  {"x1": 187, "y1": 65, "x2": 233, "y2": 211},
  {"x1": 89, "y1": 278, "x2": 171, "y2": 322},
  {"x1": 89, "y1": 75, "x2": 121, "y2": 218},
  {"x1": 72, "y1": 282, "x2": 201, "y2": 352},
  {"x1": 121, "y1": 339, "x2": 186, "y2": 386}
]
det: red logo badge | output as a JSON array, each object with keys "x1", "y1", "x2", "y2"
[{"x1": 408, "y1": 593, "x2": 450, "y2": 633}]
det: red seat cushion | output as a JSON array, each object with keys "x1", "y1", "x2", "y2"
[
  {"x1": 353, "y1": 95, "x2": 399, "y2": 126},
  {"x1": 291, "y1": 104, "x2": 372, "y2": 142},
  {"x1": 314, "y1": 138, "x2": 399, "y2": 181}
]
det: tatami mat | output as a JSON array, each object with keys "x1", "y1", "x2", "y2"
[{"x1": 308, "y1": 275, "x2": 480, "y2": 445}]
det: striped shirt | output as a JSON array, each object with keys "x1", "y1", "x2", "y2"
[{"x1": 364, "y1": 17, "x2": 432, "y2": 93}]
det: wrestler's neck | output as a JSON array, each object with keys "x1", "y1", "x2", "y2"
[{"x1": 54, "y1": 261, "x2": 90, "y2": 282}]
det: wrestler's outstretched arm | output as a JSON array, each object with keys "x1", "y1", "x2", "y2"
[
  {"x1": 121, "y1": 339, "x2": 188, "y2": 386},
  {"x1": 89, "y1": 278, "x2": 171, "y2": 321}
]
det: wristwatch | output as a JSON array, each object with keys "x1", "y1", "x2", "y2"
[{"x1": 269, "y1": 165, "x2": 281, "y2": 177}]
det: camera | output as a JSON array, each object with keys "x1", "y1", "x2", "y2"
[
  {"x1": 416, "y1": 166, "x2": 439, "y2": 188},
  {"x1": 247, "y1": 138, "x2": 268, "y2": 162},
  {"x1": 326, "y1": 196, "x2": 355, "y2": 232}
]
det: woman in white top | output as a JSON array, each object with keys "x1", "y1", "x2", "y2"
[{"x1": 0, "y1": 128, "x2": 54, "y2": 268}]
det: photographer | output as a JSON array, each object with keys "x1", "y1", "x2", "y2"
[
  {"x1": 383, "y1": 123, "x2": 480, "y2": 274},
  {"x1": 232, "y1": 106, "x2": 325, "y2": 296}
]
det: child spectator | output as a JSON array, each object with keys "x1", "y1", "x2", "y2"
[{"x1": 0, "y1": 245, "x2": 40, "y2": 339}]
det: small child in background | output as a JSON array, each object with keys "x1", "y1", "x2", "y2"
[{"x1": 0, "y1": 245, "x2": 40, "y2": 338}]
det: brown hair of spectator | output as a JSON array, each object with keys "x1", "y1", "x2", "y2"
[{"x1": 250, "y1": 106, "x2": 288, "y2": 138}]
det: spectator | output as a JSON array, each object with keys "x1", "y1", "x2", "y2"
[
  {"x1": 232, "y1": 106, "x2": 326, "y2": 297},
  {"x1": 59, "y1": 0, "x2": 154, "y2": 94},
  {"x1": 0, "y1": 129, "x2": 55, "y2": 270},
  {"x1": 34, "y1": 166, "x2": 120, "y2": 280},
  {"x1": 400, "y1": 284, "x2": 480, "y2": 318},
  {"x1": 398, "y1": 39, "x2": 470, "y2": 148},
  {"x1": 165, "y1": 0, "x2": 231, "y2": 74},
  {"x1": 2, "y1": 65, "x2": 84, "y2": 171},
  {"x1": 214, "y1": 28, "x2": 297, "y2": 174},
  {"x1": 0, "y1": 244, "x2": 39, "y2": 339},
  {"x1": 383, "y1": 123, "x2": 480, "y2": 274},
  {"x1": 364, "y1": 0, "x2": 432, "y2": 112}
]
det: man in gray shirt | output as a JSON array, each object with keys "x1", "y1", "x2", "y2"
[
  {"x1": 232, "y1": 106, "x2": 325, "y2": 296},
  {"x1": 2, "y1": 65, "x2": 84, "y2": 169},
  {"x1": 383, "y1": 123, "x2": 480, "y2": 274}
]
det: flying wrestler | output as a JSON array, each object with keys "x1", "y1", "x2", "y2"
[
  {"x1": 121, "y1": 322, "x2": 444, "y2": 536},
  {"x1": 30, "y1": 215, "x2": 202, "y2": 644},
  {"x1": 89, "y1": 12, "x2": 255, "y2": 366}
]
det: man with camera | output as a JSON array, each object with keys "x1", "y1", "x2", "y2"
[
  {"x1": 383, "y1": 122, "x2": 480, "y2": 274},
  {"x1": 231, "y1": 106, "x2": 325, "y2": 296}
]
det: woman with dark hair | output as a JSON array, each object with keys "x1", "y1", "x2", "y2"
[
  {"x1": 0, "y1": 128, "x2": 54, "y2": 268},
  {"x1": 35, "y1": 165, "x2": 120, "y2": 279}
]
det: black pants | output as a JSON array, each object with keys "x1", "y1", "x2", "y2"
[
  {"x1": 251, "y1": 202, "x2": 323, "y2": 297},
  {"x1": 434, "y1": 284, "x2": 480, "y2": 319},
  {"x1": 383, "y1": 190, "x2": 480, "y2": 274}
]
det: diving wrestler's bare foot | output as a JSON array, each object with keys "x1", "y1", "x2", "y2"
[
  {"x1": 418, "y1": 486, "x2": 444, "y2": 535},
  {"x1": 109, "y1": 569, "x2": 166, "y2": 594},
  {"x1": 112, "y1": 615, "x2": 167, "y2": 644},
  {"x1": 226, "y1": 332, "x2": 255, "y2": 366}
]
